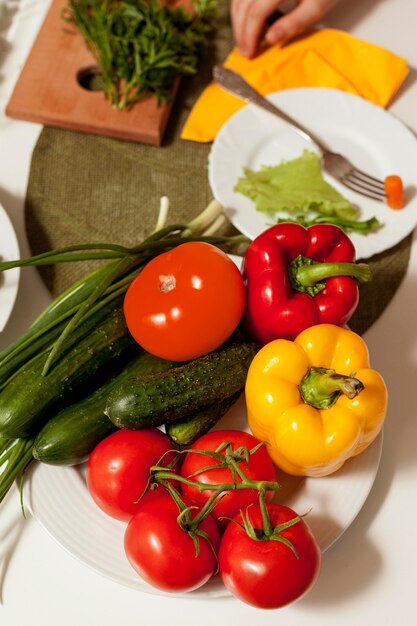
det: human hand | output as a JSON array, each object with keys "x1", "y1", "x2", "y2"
[{"x1": 231, "y1": 0, "x2": 338, "y2": 58}]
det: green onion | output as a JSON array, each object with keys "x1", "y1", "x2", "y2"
[{"x1": 0, "y1": 438, "x2": 34, "y2": 505}]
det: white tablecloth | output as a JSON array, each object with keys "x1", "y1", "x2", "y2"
[{"x1": 1, "y1": 1, "x2": 417, "y2": 624}]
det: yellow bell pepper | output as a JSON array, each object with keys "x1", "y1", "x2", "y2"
[{"x1": 245, "y1": 324, "x2": 387, "y2": 477}]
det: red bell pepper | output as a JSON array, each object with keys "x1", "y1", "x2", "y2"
[{"x1": 241, "y1": 223, "x2": 372, "y2": 343}]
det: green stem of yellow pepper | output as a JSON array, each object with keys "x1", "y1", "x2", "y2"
[{"x1": 299, "y1": 367, "x2": 364, "y2": 410}]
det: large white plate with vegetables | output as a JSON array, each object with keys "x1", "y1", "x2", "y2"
[
  {"x1": 0, "y1": 202, "x2": 20, "y2": 332},
  {"x1": 23, "y1": 398, "x2": 383, "y2": 599},
  {"x1": 208, "y1": 87, "x2": 417, "y2": 260}
]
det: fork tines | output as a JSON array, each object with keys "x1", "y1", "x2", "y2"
[{"x1": 341, "y1": 167, "x2": 386, "y2": 201}]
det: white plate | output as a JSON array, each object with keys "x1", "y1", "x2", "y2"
[
  {"x1": 208, "y1": 87, "x2": 417, "y2": 260},
  {"x1": 23, "y1": 396, "x2": 383, "y2": 599},
  {"x1": 0, "y1": 202, "x2": 20, "y2": 331}
]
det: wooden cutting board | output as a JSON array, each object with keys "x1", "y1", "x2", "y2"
[{"x1": 6, "y1": 0, "x2": 179, "y2": 145}]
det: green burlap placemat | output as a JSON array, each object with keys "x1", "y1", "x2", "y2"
[{"x1": 24, "y1": 1, "x2": 412, "y2": 336}]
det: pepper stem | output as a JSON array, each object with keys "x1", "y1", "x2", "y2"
[
  {"x1": 289, "y1": 254, "x2": 372, "y2": 297},
  {"x1": 299, "y1": 367, "x2": 364, "y2": 409}
]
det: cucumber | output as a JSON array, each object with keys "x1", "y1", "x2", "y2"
[
  {"x1": 33, "y1": 352, "x2": 179, "y2": 466},
  {"x1": 0, "y1": 302, "x2": 134, "y2": 439},
  {"x1": 165, "y1": 391, "x2": 242, "y2": 446},
  {"x1": 105, "y1": 341, "x2": 257, "y2": 430}
]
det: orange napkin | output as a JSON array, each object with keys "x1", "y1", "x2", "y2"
[{"x1": 181, "y1": 28, "x2": 408, "y2": 143}]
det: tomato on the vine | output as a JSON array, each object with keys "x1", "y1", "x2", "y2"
[
  {"x1": 124, "y1": 494, "x2": 220, "y2": 593},
  {"x1": 180, "y1": 429, "x2": 278, "y2": 527},
  {"x1": 86, "y1": 428, "x2": 176, "y2": 522},
  {"x1": 123, "y1": 242, "x2": 245, "y2": 361},
  {"x1": 218, "y1": 503, "x2": 322, "y2": 609}
]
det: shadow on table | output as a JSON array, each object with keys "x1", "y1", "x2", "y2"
[
  {"x1": 394, "y1": 66, "x2": 417, "y2": 108},
  {"x1": 0, "y1": 506, "x2": 30, "y2": 604},
  {"x1": 299, "y1": 234, "x2": 417, "y2": 606},
  {"x1": 327, "y1": 0, "x2": 394, "y2": 33}
]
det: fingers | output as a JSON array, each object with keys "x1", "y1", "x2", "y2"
[
  {"x1": 231, "y1": 0, "x2": 338, "y2": 58},
  {"x1": 231, "y1": 0, "x2": 285, "y2": 59},
  {"x1": 265, "y1": 0, "x2": 338, "y2": 45}
]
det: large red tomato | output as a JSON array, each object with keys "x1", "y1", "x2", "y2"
[
  {"x1": 86, "y1": 428, "x2": 176, "y2": 521},
  {"x1": 124, "y1": 494, "x2": 220, "y2": 593},
  {"x1": 123, "y1": 242, "x2": 245, "y2": 361},
  {"x1": 218, "y1": 503, "x2": 322, "y2": 609},
  {"x1": 180, "y1": 429, "x2": 278, "y2": 527}
]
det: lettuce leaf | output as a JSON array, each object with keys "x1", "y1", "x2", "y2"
[{"x1": 234, "y1": 150, "x2": 358, "y2": 221}]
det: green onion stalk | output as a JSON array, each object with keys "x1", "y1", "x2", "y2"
[{"x1": 0, "y1": 199, "x2": 249, "y2": 506}]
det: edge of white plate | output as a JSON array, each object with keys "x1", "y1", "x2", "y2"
[{"x1": 0, "y1": 202, "x2": 20, "y2": 332}]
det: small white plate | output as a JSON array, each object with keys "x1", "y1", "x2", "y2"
[
  {"x1": 0, "y1": 202, "x2": 20, "y2": 331},
  {"x1": 208, "y1": 87, "x2": 417, "y2": 260},
  {"x1": 23, "y1": 396, "x2": 383, "y2": 599}
]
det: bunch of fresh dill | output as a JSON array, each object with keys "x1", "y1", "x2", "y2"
[{"x1": 64, "y1": 0, "x2": 217, "y2": 108}]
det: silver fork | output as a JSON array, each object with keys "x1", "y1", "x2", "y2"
[{"x1": 213, "y1": 66, "x2": 386, "y2": 202}]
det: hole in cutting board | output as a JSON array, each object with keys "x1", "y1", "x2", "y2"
[{"x1": 77, "y1": 66, "x2": 105, "y2": 92}]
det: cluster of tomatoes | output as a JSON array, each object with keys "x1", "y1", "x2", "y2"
[{"x1": 86, "y1": 427, "x2": 322, "y2": 609}]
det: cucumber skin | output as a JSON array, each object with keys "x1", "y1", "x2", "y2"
[
  {"x1": 0, "y1": 305, "x2": 134, "y2": 439},
  {"x1": 33, "y1": 352, "x2": 179, "y2": 466},
  {"x1": 33, "y1": 408, "x2": 116, "y2": 466},
  {"x1": 106, "y1": 341, "x2": 258, "y2": 430},
  {"x1": 165, "y1": 392, "x2": 242, "y2": 446}
]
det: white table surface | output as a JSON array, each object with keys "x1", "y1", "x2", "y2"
[{"x1": 1, "y1": 1, "x2": 417, "y2": 624}]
